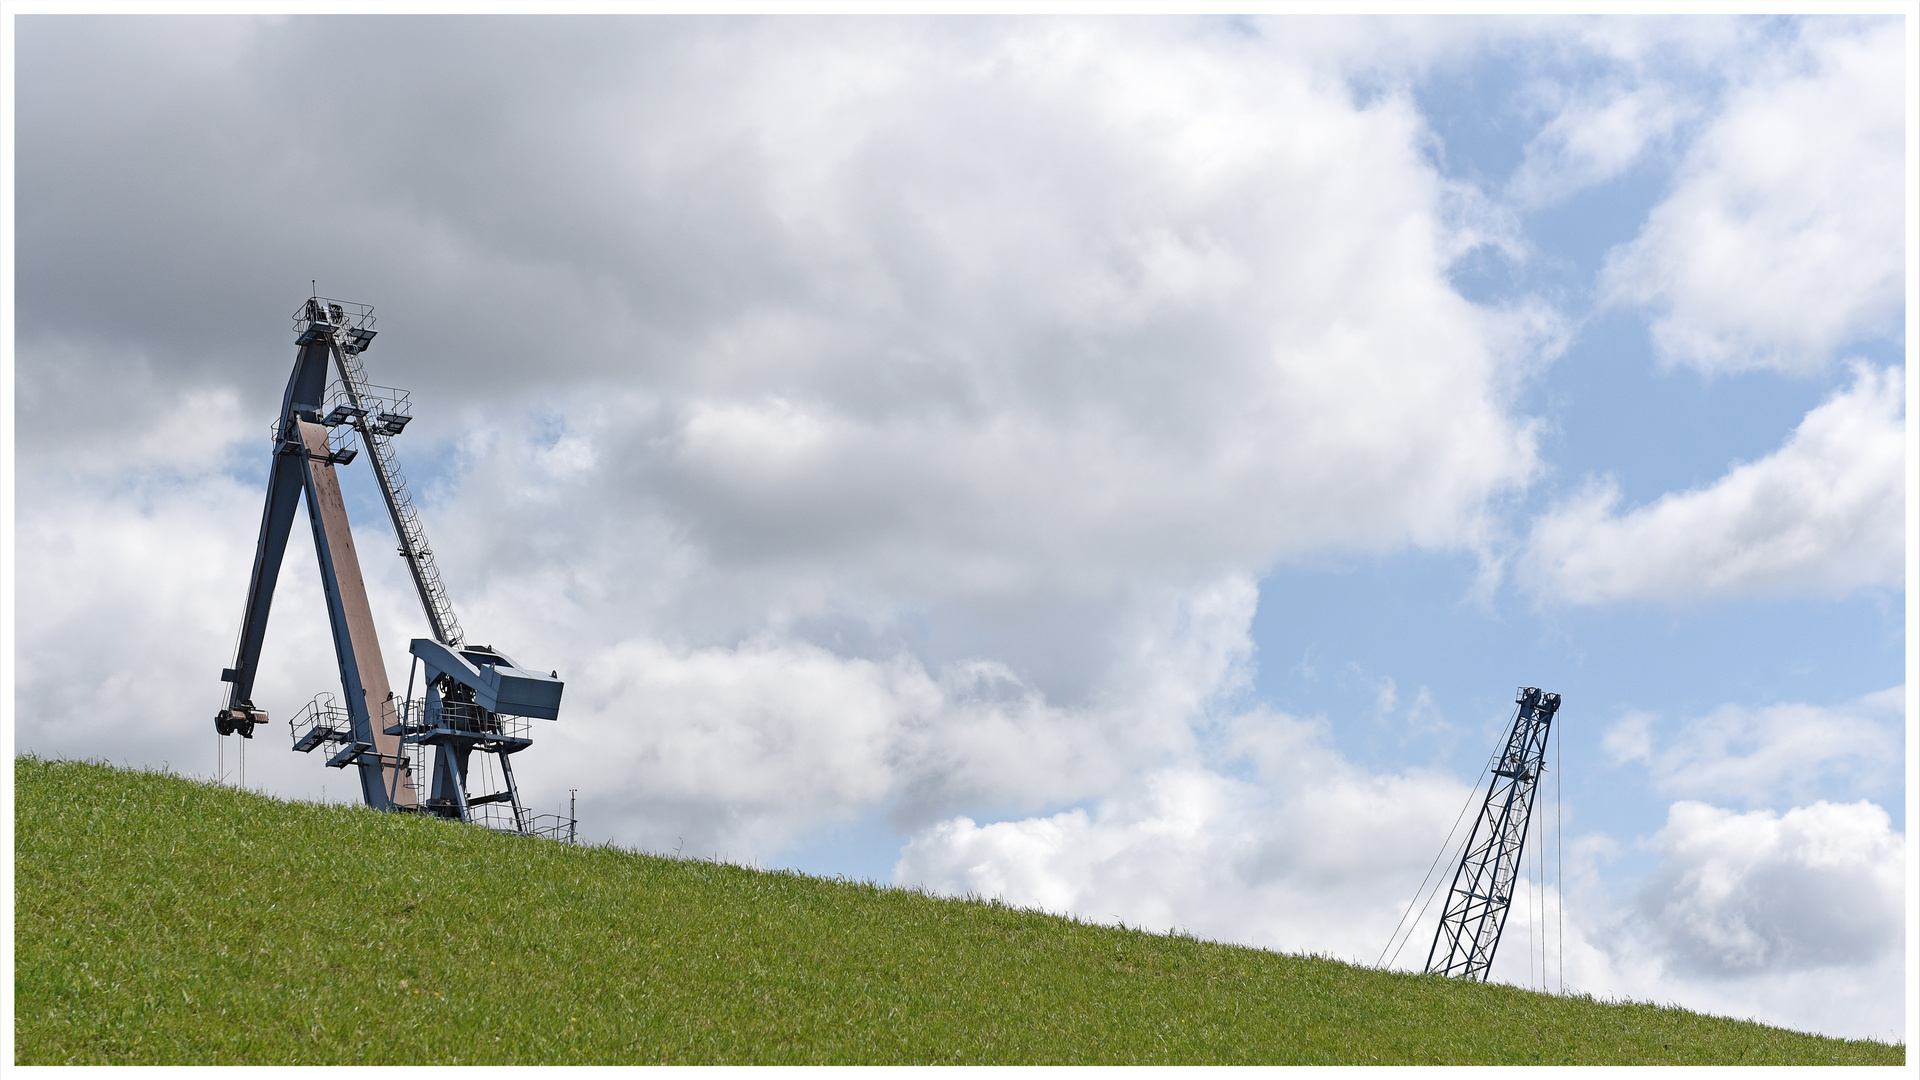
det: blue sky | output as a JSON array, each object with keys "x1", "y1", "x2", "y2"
[{"x1": 9, "y1": 13, "x2": 1911, "y2": 1042}]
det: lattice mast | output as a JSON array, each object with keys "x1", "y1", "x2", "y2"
[{"x1": 1425, "y1": 686, "x2": 1561, "y2": 981}]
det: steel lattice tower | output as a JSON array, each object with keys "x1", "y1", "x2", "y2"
[{"x1": 1425, "y1": 686, "x2": 1561, "y2": 981}]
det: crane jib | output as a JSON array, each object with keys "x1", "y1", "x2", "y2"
[{"x1": 1424, "y1": 686, "x2": 1561, "y2": 982}]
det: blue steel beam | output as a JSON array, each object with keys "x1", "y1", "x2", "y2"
[{"x1": 215, "y1": 325, "x2": 336, "y2": 736}]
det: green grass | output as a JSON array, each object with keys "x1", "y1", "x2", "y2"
[{"x1": 14, "y1": 757, "x2": 1905, "y2": 1065}]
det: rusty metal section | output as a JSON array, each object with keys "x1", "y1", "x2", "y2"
[{"x1": 296, "y1": 419, "x2": 418, "y2": 809}]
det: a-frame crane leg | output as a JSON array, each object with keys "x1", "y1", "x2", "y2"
[
  {"x1": 217, "y1": 334, "x2": 333, "y2": 737},
  {"x1": 294, "y1": 420, "x2": 418, "y2": 811},
  {"x1": 215, "y1": 444, "x2": 307, "y2": 734}
]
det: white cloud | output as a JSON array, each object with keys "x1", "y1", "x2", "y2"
[
  {"x1": 897, "y1": 765, "x2": 1909, "y2": 1040},
  {"x1": 1506, "y1": 800, "x2": 1907, "y2": 1042},
  {"x1": 894, "y1": 711, "x2": 1482, "y2": 964},
  {"x1": 10, "y1": 457, "x2": 425, "y2": 802},
  {"x1": 501, "y1": 574, "x2": 1262, "y2": 855},
  {"x1": 1604, "y1": 688, "x2": 1903, "y2": 806},
  {"x1": 1637, "y1": 800, "x2": 1905, "y2": 977},
  {"x1": 1523, "y1": 362, "x2": 1904, "y2": 603},
  {"x1": 1599, "y1": 18, "x2": 1904, "y2": 374},
  {"x1": 16, "y1": 19, "x2": 1553, "y2": 834},
  {"x1": 1508, "y1": 84, "x2": 1691, "y2": 209}
]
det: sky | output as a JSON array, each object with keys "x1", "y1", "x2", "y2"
[{"x1": 6, "y1": 12, "x2": 1913, "y2": 1044}]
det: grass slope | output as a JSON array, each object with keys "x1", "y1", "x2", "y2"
[{"x1": 14, "y1": 758, "x2": 1904, "y2": 1065}]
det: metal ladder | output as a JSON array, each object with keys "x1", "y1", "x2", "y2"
[{"x1": 331, "y1": 344, "x2": 464, "y2": 647}]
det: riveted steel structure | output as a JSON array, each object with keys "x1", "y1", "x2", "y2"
[
  {"x1": 217, "y1": 297, "x2": 571, "y2": 837},
  {"x1": 1425, "y1": 686, "x2": 1561, "y2": 981}
]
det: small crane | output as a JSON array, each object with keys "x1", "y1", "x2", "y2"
[
  {"x1": 216, "y1": 296, "x2": 567, "y2": 835},
  {"x1": 1425, "y1": 686, "x2": 1561, "y2": 981}
]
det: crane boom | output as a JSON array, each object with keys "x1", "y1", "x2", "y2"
[{"x1": 1425, "y1": 686, "x2": 1561, "y2": 981}]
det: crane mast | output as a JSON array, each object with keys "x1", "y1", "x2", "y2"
[
  {"x1": 216, "y1": 296, "x2": 567, "y2": 835},
  {"x1": 1425, "y1": 686, "x2": 1561, "y2": 981}
]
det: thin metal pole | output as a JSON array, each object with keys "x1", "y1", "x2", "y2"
[
  {"x1": 1530, "y1": 785, "x2": 1540, "y2": 989},
  {"x1": 1539, "y1": 782, "x2": 1547, "y2": 989},
  {"x1": 387, "y1": 656, "x2": 421, "y2": 808},
  {"x1": 1557, "y1": 719, "x2": 1564, "y2": 996},
  {"x1": 497, "y1": 752, "x2": 527, "y2": 835},
  {"x1": 402, "y1": 655, "x2": 418, "y2": 725}
]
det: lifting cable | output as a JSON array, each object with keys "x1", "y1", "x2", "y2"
[
  {"x1": 1377, "y1": 741, "x2": 1500, "y2": 969},
  {"x1": 1528, "y1": 772, "x2": 1543, "y2": 983},
  {"x1": 1537, "y1": 772, "x2": 1547, "y2": 989},
  {"x1": 1526, "y1": 802, "x2": 1536, "y2": 988}
]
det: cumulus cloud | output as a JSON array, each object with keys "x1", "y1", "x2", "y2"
[
  {"x1": 515, "y1": 576, "x2": 1259, "y2": 854},
  {"x1": 1636, "y1": 800, "x2": 1905, "y2": 978},
  {"x1": 1523, "y1": 362, "x2": 1904, "y2": 603},
  {"x1": 9, "y1": 362, "x2": 442, "y2": 800},
  {"x1": 1599, "y1": 18, "x2": 1904, "y2": 374},
  {"x1": 1605, "y1": 687, "x2": 1903, "y2": 807},
  {"x1": 1535, "y1": 798, "x2": 1908, "y2": 1041},
  {"x1": 896, "y1": 766, "x2": 1909, "y2": 1039},
  {"x1": 894, "y1": 710, "x2": 1482, "y2": 964},
  {"x1": 16, "y1": 17, "x2": 1566, "y2": 850}
]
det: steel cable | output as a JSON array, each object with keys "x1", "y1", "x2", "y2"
[{"x1": 1378, "y1": 740, "x2": 1501, "y2": 969}]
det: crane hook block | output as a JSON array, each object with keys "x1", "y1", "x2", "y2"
[{"x1": 214, "y1": 704, "x2": 270, "y2": 738}]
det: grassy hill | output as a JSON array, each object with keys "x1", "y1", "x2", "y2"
[{"x1": 14, "y1": 757, "x2": 1904, "y2": 1065}]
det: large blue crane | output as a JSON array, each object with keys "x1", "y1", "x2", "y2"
[{"x1": 216, "y1": 296, "x2": 566, "y2": 834}]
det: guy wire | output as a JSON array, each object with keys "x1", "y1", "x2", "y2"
[{"x1": 1376, "y1": 740, "x2": 1499, "y2": 968}]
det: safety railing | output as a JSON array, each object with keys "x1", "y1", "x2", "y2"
[
  {"x1": 396, "y1": 697, "x2": 532, "y2": 744},
  {"x1": 330, "y1": 343, "x2": 464, "y2": 647},
  {"x1": 526, "y1": 812, "x2": 579, "y2": 844},
  {"x1": 289, "y1": 692, "x2": 355, "y2": 754}
]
